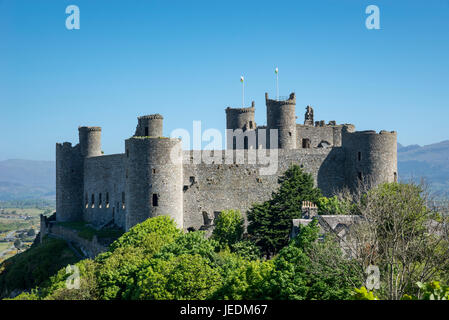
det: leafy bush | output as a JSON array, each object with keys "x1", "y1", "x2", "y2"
[
  {"x1": 350, "y1": 182, "x2": 449, "y2": 299},
  {"x1": 231, "y1": 240, "x2": 261, "y2": 261},
  {"x1": 269, "y1": 220, "x2": 360, "y2": 300},
  {"x1": 154, "y1": 231, "x2": 219, "y2": 264},
  {"x1": 110, "y1": 215, "x2": 181, "y2": 251},
  {"x1": 317, "y1": 196, "x2": 355, "y2": 215},
  {"x1": 212, "y1": 209, "x2": 244, "y2": 247},
  {"x1": 130, "y1": 254, "x2": 222, "y2": 300},
  {"x1": 213, "y1": 258, "x2": 273, "y2": 300},
  {"x1": 41, "y1": 259, "x2": 99, "y2": 300},
  {"x1": 96, "y1": 216, "x2": 183, "y2": 299},
  {"x1": 402, "y1": 281, "x2": 449, "y2": 300},
  {"x1": 351, "y1": 287, "x2": 379, "y2": 300}
]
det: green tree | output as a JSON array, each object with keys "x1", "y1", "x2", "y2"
[
  {"x1": 212, "y1": 209, "x2": 244, "y2": 247},
  {"x1": 213, "y1": 257, "x2": 273, "y2": 300},
  {"x1": 154, "y1": 231, "x2": 220, "y2": 264},
  {"x1": 247, "y1": 165, "x2": 322, "y2": 257},
  {"x1": 27, "y1": 229, "x2": 36, "y2": 237},
  {"x1": 316, "y1": 196, "x2": 355, "y2": 215},
  {"x1": 109, "y1": 215, "x2": 182, "y2": 252},
  {"x1": 96, "y1": 216, "x2": 182, "y2": 299},
  {"x1": 41, "y1": 259, "x2": 99, "y2": 300},
  {"x1": 348, "y1": 182, "x2": 449, "y2": 300},
  {"x1": 268, "y1": 220, "x2": 360, "y2": 300},
  {"x1": 130, "y1": 254, "x2": 222, "y2": 300},
  {"x1": 231, "y1": 240, "x2": 261, "y2": 261}
]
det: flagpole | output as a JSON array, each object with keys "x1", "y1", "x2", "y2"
[
  {"x1": 274, "y1": 67, "x2": 279, "y2": 100},
  {"x1": 275, "y1": 67, "x2": 279, "y2": 100},
  {"x1": 241, "y1": 76, "x2": 245, "y2": 107},
  {"x1": 242, "y1": 80, "x2": 244, "y2": 107}
]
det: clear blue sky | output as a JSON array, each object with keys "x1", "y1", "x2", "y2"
[{"x1": 1, "y1": 0, "x2": 448, "y2": 161}]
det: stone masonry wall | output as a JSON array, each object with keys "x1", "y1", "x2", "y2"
[
  {"x1": 83, "y1": 154, "x2": 126, "y2": 229},
  {"x1": 182, "y1": 148, "x2": 346, "y2": 230},
  {"x1": 296, "y1": 124, "x2": 346, "y2": 148}
]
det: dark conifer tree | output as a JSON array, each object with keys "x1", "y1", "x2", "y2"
[{"x1": 247, "y1": 165, "x2": 322, "y2": 257}]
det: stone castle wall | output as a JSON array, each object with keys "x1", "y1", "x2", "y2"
[
  {"x1": 40, "y1": 215, "x2": 108, "y2": 259},
  {"x1": 182, "y1": 148, "x2": 346, "y2": 230},
  {"x1": 83, "y1": 154, "x2": 127, "y2": 229}
]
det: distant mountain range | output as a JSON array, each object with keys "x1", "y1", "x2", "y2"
[
  {"x1": 398, "y1": 140, "x2": 449, "y2": 196},
  {"x1": 0, "y1": 159, "x2": 55, "y2": 201},
  {"x1": 0, "y1": 140, "x2": 448, "y2": 200}
]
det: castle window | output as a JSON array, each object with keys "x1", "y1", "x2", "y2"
[
  {"x1": 394, "y1": 172, "x2": 398, "y2": 183},
  {"x1": 85, "y1": 193, "x2": 88, "y2": 208},
  {"x1": 122, "y1": 192, "x2": 125, "y2": 209},
  {"x1": 152, "y1": 168, "x2": 156, "y2": 174},
  {"x1": 202, "y1": 211, "x2": 212, "y2": 226},
  {"x1": 244, "y1": 136, "x2": 248, "y2": 149},
  {"x1": 106, "y1": 192, "x2": 109, "y2": 208},
  {"x1": 126, "y1": 169, "x2": 128, "y2": 179},
  {"x1": 152, "y1": 193, "x2": 159, "y2": 207},
  {"x1": 288, "y1": 132, "x2": 292, "y2": 136},
  {"x1": 99, "y1": 193, "x2": 102, "y2": 208},
  {"x1": 302, "y1": 138, "x2": 311, "y2": 149},
  {"x1": 189, "y1": 176, "x2": 195, "y2": 184},
  {"x1": 91, "y1": 194, "x2": 95, "y2": 208},
  {"x1": 145, "y1": 127, "x2": 149, "y2": 136},
  {"x1": 249, "y1": 121, "x2": 254, "y2": 129},
  {"x1": 126, "y1": 149, "x2": 129, "y2": 158},
  {"x1": 358, "y1": 152, "x2": 362, "y2": 161},
  {"x1": 358, "y1": 172, "x2": 363, "y2": 181}
]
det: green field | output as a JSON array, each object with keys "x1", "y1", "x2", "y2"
[
  {"x1": 0, "y1": 207, "x2": 53, "y2": 217},
  {"x1": 0, "y1": 205, "x2": 54, "y2": 261},
  {"x1": 0, "y1": 242, "x2": 12, "y2": 253}
]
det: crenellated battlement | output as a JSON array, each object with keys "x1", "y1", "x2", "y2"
[
  {"x1": 348, "y1": 129, "x2": 397, "y2": 136},
  {"x1": 56, "y1": 142, "x2": 73, "y2": 149},
  {"x1": 138, "y1": 114, "x2": 163, "y2": 120},
  {"x1": 78, "y1": 126, "x2": 101, "y2": 132},
  {"x1": 225, "y1": 104, "x2": 255, "y2": 114},
  {"x1": 265, "y1": 92, "x2": 296, "y2": 105}
]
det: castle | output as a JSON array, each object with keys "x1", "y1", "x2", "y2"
[{"x1": 55, "y1": 92, "x2": 397, "y2": 232}]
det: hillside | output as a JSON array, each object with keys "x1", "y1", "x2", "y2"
[
  {"x1": 0, "y1": 160, "x2": 55, "y2": 201},
  {"x1": 398, "y1": 140, "x2": 449, "y2": 196}
]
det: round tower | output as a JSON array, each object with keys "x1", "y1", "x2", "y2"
[
  {"x1": 125, "y1": 137, "x2": 183, "y2": 230},
  {"x1": 56, "y1": 142, "x2": 84, "y2": 222},
  {"x1": 342, "y1": 129, "x2": 397, "y2": 190},
  {"x1": 225, "y1": 102, "x2": 256, "y2": 149},
  {"x1": 78, "y1": 126, "x2": 102, "y2": 157},
  {"x1": 225, "y1": 102, "x2": 256, "y2": 131},
  {"x1": 266, "y1": 92, "x2": 297, "y2": 149},
  {"x1": 134, "y1": 114, "x2": 163, "y2": 137}
]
